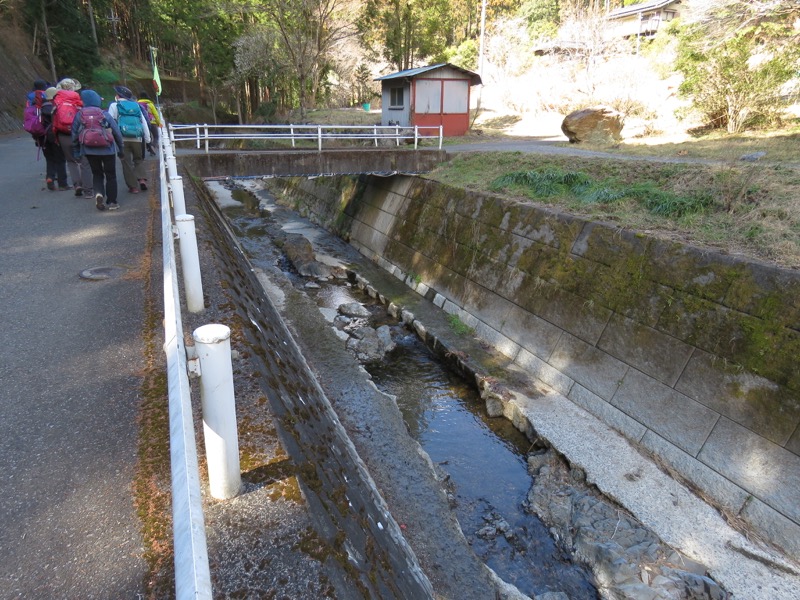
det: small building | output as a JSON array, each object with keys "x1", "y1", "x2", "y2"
[
  {"x1": 375, "y1": 63, "x2": 482, "y2": 137},
  {"x1": 606, "y1": 0, "x2": 682, "y2": 40}
]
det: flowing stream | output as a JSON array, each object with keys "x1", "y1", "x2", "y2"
[{"x1": 218, "y1": 181, "x2": 597, "y2": 599}]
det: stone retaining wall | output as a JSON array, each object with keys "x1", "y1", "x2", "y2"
[{"x1": 268, "y1": 174, "x2": 800, "y2": 559}]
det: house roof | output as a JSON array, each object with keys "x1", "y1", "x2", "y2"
[
  {"x1": 607, "y1": 0, "x2": 680, "y2": 20},
  {"x1": 375, "y1": 63, "x2": 482, "y2": 86}
]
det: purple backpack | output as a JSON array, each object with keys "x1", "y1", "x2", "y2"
[{"x1": 23, "y1": 92, "x2": 47, "y2": 137}]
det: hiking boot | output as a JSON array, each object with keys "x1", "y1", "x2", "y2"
[
  {"x1": 95, "y1": 194, "x2": 106, "y2": 211},
  {"x1": 107, "y1": 202, "x2": 119, "y2": 211},
  {"x1": 46, "y1": 178, "x2": 55, "y2": 191},
  {"x1": 128, "y1": 187, "x2": 140, "y2": 194},
  {"x1": 138, "y1": 180, "x2": 148, "y2": 191},
  {"x1": 74, "y1": 186, "x2": 83, "y2": 197}
]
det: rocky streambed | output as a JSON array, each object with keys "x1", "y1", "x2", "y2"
[{"x1": 190, "y1": 177, "x2": 731, "y2": 600}]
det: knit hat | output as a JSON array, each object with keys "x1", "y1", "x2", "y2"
[
  {"x1": 80, "y1": 89, "x2": 102, "y2": 108},
  {"x1": 56, "y1": 78, "x2": 81, "y2": 91},
  {"x1": 45, "y1": 87, "x2": 58, "y2": 100},
  {"x1": 33, "y1": 79, "x2": 48, "y2": 91},
  {"x1": 113, "y1": 85, "x2": 134, "y2": 100}
]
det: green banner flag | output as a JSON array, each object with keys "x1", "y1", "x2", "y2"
[{"x1": 151, "y1": 48, "x2": 162, "y2": 96}]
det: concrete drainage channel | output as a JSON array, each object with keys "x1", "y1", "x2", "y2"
[{"x1": 195, "y1": 178, "x2": 735, "y2": 600}]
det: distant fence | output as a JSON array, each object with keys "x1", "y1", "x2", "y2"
[{"x1": 168, "y1": 123, "x2": 444, "y2": 152}]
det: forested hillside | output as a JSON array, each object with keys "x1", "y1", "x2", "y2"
[{"x1": 2, "y1": 0, "x2": 798, "y2": 135}]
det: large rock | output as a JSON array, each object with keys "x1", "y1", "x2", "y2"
[
  {"x1": 283, "y1": 233, "x2": 332, "y2": 279},
  {"x1": 561, "y1": 106, "x2": 624, "y2": 144}
]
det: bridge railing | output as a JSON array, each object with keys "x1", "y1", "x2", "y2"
[{"x1": 168, "y1": 123, "x2": 443, "y2": 152}]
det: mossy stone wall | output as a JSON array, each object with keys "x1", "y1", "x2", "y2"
[{"x1": 269, "y1": 174, "x2": 800, "y2": 559}]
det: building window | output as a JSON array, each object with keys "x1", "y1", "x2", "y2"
[
  {"x1": 390, "y1": 87, "x2": 404, "y2": 109},
  {"x1": 663, "y1": 10, "x2": 676, "y2": 21}
]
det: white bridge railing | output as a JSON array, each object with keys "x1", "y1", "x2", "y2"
[{"x1": 168, "y1": 123, "x2": 444, "y2": 152}]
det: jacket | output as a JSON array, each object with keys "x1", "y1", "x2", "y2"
[{"x1": 71, "y1": 90, "x2": 124, "y2": 157}]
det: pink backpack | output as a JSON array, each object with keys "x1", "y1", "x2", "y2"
[{"x1": 78, "y1": 107, "x2": 114, "y2": 148}]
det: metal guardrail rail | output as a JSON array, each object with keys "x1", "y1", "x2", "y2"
[
  {"x1": 168, "y1": 123, "x2": 444, "y2": 152},
  {"x1": 158, "y1": 125, "x2": 213, "y2": 600}
]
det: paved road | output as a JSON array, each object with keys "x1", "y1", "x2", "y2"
[{"x1": 0, "y1": 132, "x2": 149, "y2": 598}]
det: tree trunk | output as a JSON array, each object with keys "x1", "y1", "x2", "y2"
[
  {"x1": 41, "y1": 0, "x2": 57, "y2": 83},
  {"x1": 192, "y1": 28, "x2": 206, "y2": 107}
]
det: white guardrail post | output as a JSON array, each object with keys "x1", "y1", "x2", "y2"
[
  {"x1": 192, "y1": 324, "x2": 242, "y2": 500},
  {"x1": 174, "y1": 214, "x2": 204, "y2": 313},
  {"x1": 170, "y1": 175, "x2": 186, "y2": 215}
]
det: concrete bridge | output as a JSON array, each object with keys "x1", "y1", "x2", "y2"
[{"x1": 178, "y1": 148, "x2": 447, "y2": 179}]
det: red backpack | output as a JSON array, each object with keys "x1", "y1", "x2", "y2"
[{"x1": 52, "y1": 90, "x2": 82, "y2": 134}]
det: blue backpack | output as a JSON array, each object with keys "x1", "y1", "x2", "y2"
[{"x1": 117, "y1": 99, "x2": 143, "y2": 138}]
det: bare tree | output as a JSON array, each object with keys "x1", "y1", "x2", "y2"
[{"x1": 258, "y1": 0, "x2": 358, "y2": 118}]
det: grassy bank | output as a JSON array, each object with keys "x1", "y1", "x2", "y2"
[{"x1": 426, "y1": 151, "x2": 800, "y2": 269}]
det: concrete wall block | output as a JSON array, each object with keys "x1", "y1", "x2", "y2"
[
  {"x1": 370, "y1": 205, "x2": 401, "y2": 236},
  {"x1": 473, "y1": 320, "x2": 520, "y2": 360},
  {"x1": 493, "y1": 265, "x2": 528, "y2": 299},
  {"x1": 723, "y1": 262, "x2": 800, "y2": 330},
  {"x1": 787, "y1": 426, "x2": 800, "y2": 457},
  {"x1": 502, "y1": 232, "x2": 538, "y2": 269},
  {"x1": 515, "y1": 348, "x2": 575, "y2": 397},
  {"x1": 350, "y1": 219, "x2": 390, "y2": 256},
  {"x1": 374, "y1": 255, "x2": 395, "y2": 274},
  {"x1": 598, "y1": 314, "x2": 694, "y2": 387},
  {"x1": 509, "y1": 207, "x2": 569, "y2": 249},
  {"x1": 384, "y1": 238, "x2": 418, "y2": 273},
  {"x1": 589, "y1": 267, "x2": 672, "y2": 328},
  {"x1": 658, "y1": 293, "x2": 800, "y2": 392},
  {"x1": 523, "y1": 287, "x2": 612, "y2": 346},
  {"x1": 570, "y1": 221, "x2": 652, "y2": 267},
  {"x1": 675, "y1": 350, "x2": 800, "y2": 446},
  {"x1": 645, "y1": 239, "x2": 742, "y2": 303},
  {"x1": 549, "y1": 332, "x2": 630, "y2": 401},
  {"x1": 433, "y1": 293, "x2": 446, "y2": 308},
  {"x1": 568, "y1": 383, "x2": 647, "y2": 441},
  {"x1": 457, "y1": 278, "x2": 516, "y2": 327},
  {"x1": 511, "y1": 208, "x2": 586, "y2": 252},
  {"x1": 740, "y1": 497, "x2": 800, "y2": 560},
  {"x1": 442, "y1": 299, "x2": 461, "y2": 316},
  {"x1": 698, "y1": 417, "x2": 800, "y2": 523},
  {"x1": 500, "y1": 305, "x2": 564, "y2": 362},
  {"x1": 378, "y1": 190, "x2": 411, "y2": 217},
  {"x1": 639, "y1": 430, "x2": 750, "y2": 515},
  {"x1": 611, "y1": 369, "x2": 719, "y2": 456}
]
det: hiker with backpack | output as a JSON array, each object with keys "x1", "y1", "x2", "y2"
[
  {"x1": 52, "y1": 78, "x2": 93, "y2": 198},
  {"x1": 71, "y1": 89, "x2": 125, "y2": 211},
  {"x1": 39, "y1": 87, "x2": 69, "y2": 191},
  {"x1": 137, "y1": 92, "x2": 161, "y2": 156},
  {"x1": 25, "y1": 79, "x2": 49, "y2": 113},
  {"x1": 108, "y1": 85, "x2": 151, "y2": 194}
]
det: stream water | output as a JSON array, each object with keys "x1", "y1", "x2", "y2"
[{"x1": 316, "y1": 284, "x2": 598, "y2": 600}]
